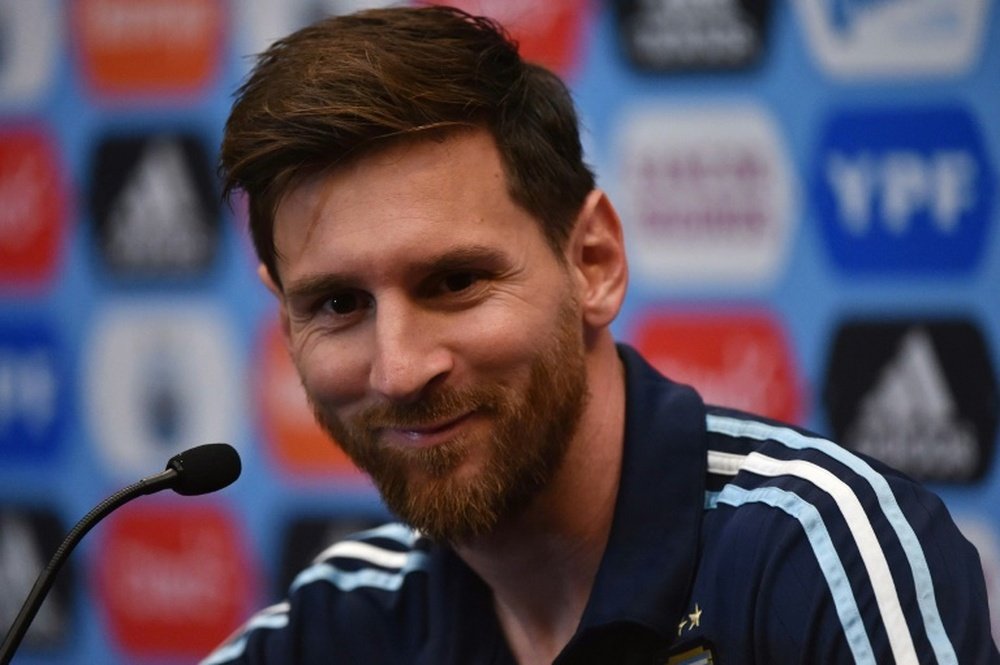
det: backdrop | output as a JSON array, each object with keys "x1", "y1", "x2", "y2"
[{"x1": 0, "y1": 0, "x2": 997, "y2": 662}]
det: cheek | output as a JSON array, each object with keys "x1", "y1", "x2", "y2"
[
  {"x1": 291, "y1": 332, "x2": 370, "y2": 409},
  {"x1": 457, "y1": 301, "x2": 564, "y2": 375}
]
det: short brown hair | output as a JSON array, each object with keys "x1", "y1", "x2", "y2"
[{"x1": 221, "y1": 5, "x2": 595, "y2": 287}]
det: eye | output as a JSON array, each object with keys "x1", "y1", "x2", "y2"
[
  {"x1": 321, "y1": 291, "x2": 368, "y2": 315},
  {"x1": 441, "y1": 272, "x2": 478, "y2": 293}
]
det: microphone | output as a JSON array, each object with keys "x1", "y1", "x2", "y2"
[
  {"x1": 0, "y1": 443, "x2": 241, "y2": 665},
  {"x1": 165, "y1": 442, "x2": 243, "y2": 496}
]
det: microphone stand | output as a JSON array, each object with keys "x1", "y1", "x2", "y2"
[{"x1": 0, "y1": 468, "x2": 179, "y2": 665}]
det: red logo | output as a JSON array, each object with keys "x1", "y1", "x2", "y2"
[
  {"x1": 632, "y1": 310, "x2": 803, "y2": 423},
  {"x1": 74, "y1": 0, "x2": 225, "y2": 96},
  {"x1": 0, "y1": 127, "x2": 66, "y2": 286},
  {"x1": 257, "y1": 315, "x2": 367, "y2": 479},
  {"x1": 94, "y1": 501, "x2": 255, "y2": 656},
  {"x1": 443, "y1": 0, "x2": 591, "y2": 77}
]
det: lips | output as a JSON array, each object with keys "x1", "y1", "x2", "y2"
[{"x1": 379, "y1": 412, "x2": 474, "y2": 449}]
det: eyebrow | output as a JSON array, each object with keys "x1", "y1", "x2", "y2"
[{"x1": 283, "y1": 244, "x2": 513, "y2": 302}]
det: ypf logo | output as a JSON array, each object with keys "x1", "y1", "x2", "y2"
[
  {"x1": 813, "y1": 106, "x2": 994, "y2": 275},
  {"x1": 0, "y1": 127, "x2": 66, "y2": 286},
  {"x1": 74, "y1": 0, "x2": 225, "y2": 96},
  {"x1": 794, "y1": 0, "x2": 990, "y2": 78},
  {"x1": 822, "y1": 318, "x2": 998, "y2": 483},
  {"x1": 0, "y1": 321, "x2": 65, "y2": 463},
  {"x1": 94, "y1": 502, "x2": 255, "y2": 656},
  {"x1": 88, "y1": 132, "x2": 220, "y2": 279},
  {"x1": 615, "y1": 104, "x2": 794, "y2": 286},
  {"x1": 631, "y1": 310, "x2": 802, "y2": 423}
]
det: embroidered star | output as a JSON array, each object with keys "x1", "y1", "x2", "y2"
[{"x1": 688, "y1": 604, "x2": 702, "y2": 629}]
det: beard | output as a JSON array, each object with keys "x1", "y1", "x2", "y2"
[{"x1": 308, "y1": 300, "x2": 589, "y2": 544}]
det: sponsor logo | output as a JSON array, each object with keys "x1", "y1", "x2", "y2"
[
  {"x1": 632, "y1": 310, "x2": 802, "y2": 423},
  {"x1": 0, "y1": 505, "x2": 72, "y2": 648},
  {"x1": 0, "y1": 0, "x2": 61, "y2": 106},
  {"x1": 822, "y1": 319, "x2": 997, "y2": 482},
  {"x1": 277, "y1": 514, "x2": 385, "y2": 594},
  {"x1": 0, "y1": 127, "x2": 66, "y2": 286},
  {"x1": 615, "y1": 104, "x2": 794, "y2": 286},
  {"x1": 614, "y1": 0, "x2": 770, "y2": 71},
  {"x1": 94, "y1": 502, "x2": 254, "y2": 656},
  {"x1": 794, "y1": 0, "x2": 990, "y2": 77},
  {"x1": 88, "y1": 132, "x2": 220, "y2": 278},
  {"x1": 73, "y1": 0, "x2": 225, "y2": 95},
  {"x1": 0, "y1": 321, "x2": 64, "y2": 463},
  {"x1": 257, "y1": 315, "x2": 366, "y2": 478},
  {"x1": 813, "y1": 106, "x2": 994, "y2": 275},
  {"x1": 84, "y1": 303, "x2": 241, "y2": 479}
]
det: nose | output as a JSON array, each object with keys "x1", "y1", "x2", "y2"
[{"x1": 368, "y1": 297, "x2": 453, "y2": 403}]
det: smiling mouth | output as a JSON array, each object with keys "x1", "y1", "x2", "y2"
[{"x1": 381, "y1": 413, "x2": 474, "y2": 448}]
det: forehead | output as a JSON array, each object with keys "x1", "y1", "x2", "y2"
[{"x1": 272, "y1": 129, "x2": 552, "y2": 282}]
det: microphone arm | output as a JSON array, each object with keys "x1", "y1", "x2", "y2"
[
  {"x1": 0, "y1": 469, "x2": 177, "y2": 664},
  {"x1": 0, "y1": 443, "x2": 240, "y2": 665}
]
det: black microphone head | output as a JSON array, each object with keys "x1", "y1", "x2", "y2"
[{"x1": 165, "y1": 443, "x2": 241, "y2": 496}]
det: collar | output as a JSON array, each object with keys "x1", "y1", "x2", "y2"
[
  {"x1": 573, "y1": 344, "x2": 707, "y2": 637},
  {"x1": 422, "y1": 344, "x2": 708, "y2": 662}
]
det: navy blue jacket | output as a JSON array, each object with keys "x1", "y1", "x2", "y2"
[{"x1": 203, "y1": 345, "x2": 998, "y2": 664}]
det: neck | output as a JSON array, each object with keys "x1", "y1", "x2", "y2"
[{"x1": 455, "y1": 338, "x2": 626, "y2": 665}]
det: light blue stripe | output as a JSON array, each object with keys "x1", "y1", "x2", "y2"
[
  {"x1": 707, "y1": 414, "x2": 957, "y2": 664},
  {"x1": 200, "y1": 636, "x2": 249, "y2": 665},
  {"x1": 199, "y1": 525, "x2": 420, "y2": 665},
  {"x1": 291, "y1": 550, "x2": 430, "y2": 594},
  {"x1": 198, "y1": 609, "x2": 289, "y2": 665},
  {"x1": 245, "y1": 613, "x2": 290, "y2": 630},
  {"x1": 352, "y1": 522, "x2": 420, "y2": 547},
  {"x1": 713, "y1": 484, "x2": 876, "y2": 664}
]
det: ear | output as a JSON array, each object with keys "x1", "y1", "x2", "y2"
[
  {"x1": 258, "y1": 263, "x2": 291, "y2": 342},
  {"x1": 566, "y1": 189, "x2": 628, "y2": 330}
]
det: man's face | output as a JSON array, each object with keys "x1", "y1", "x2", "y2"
[{"x1": 271, "y1": 130, "x2": 590, "y2": 543}]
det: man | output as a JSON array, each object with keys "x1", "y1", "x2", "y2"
[{"x1": 204, "y1": 6, "x2": 998, "y2": 664}]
